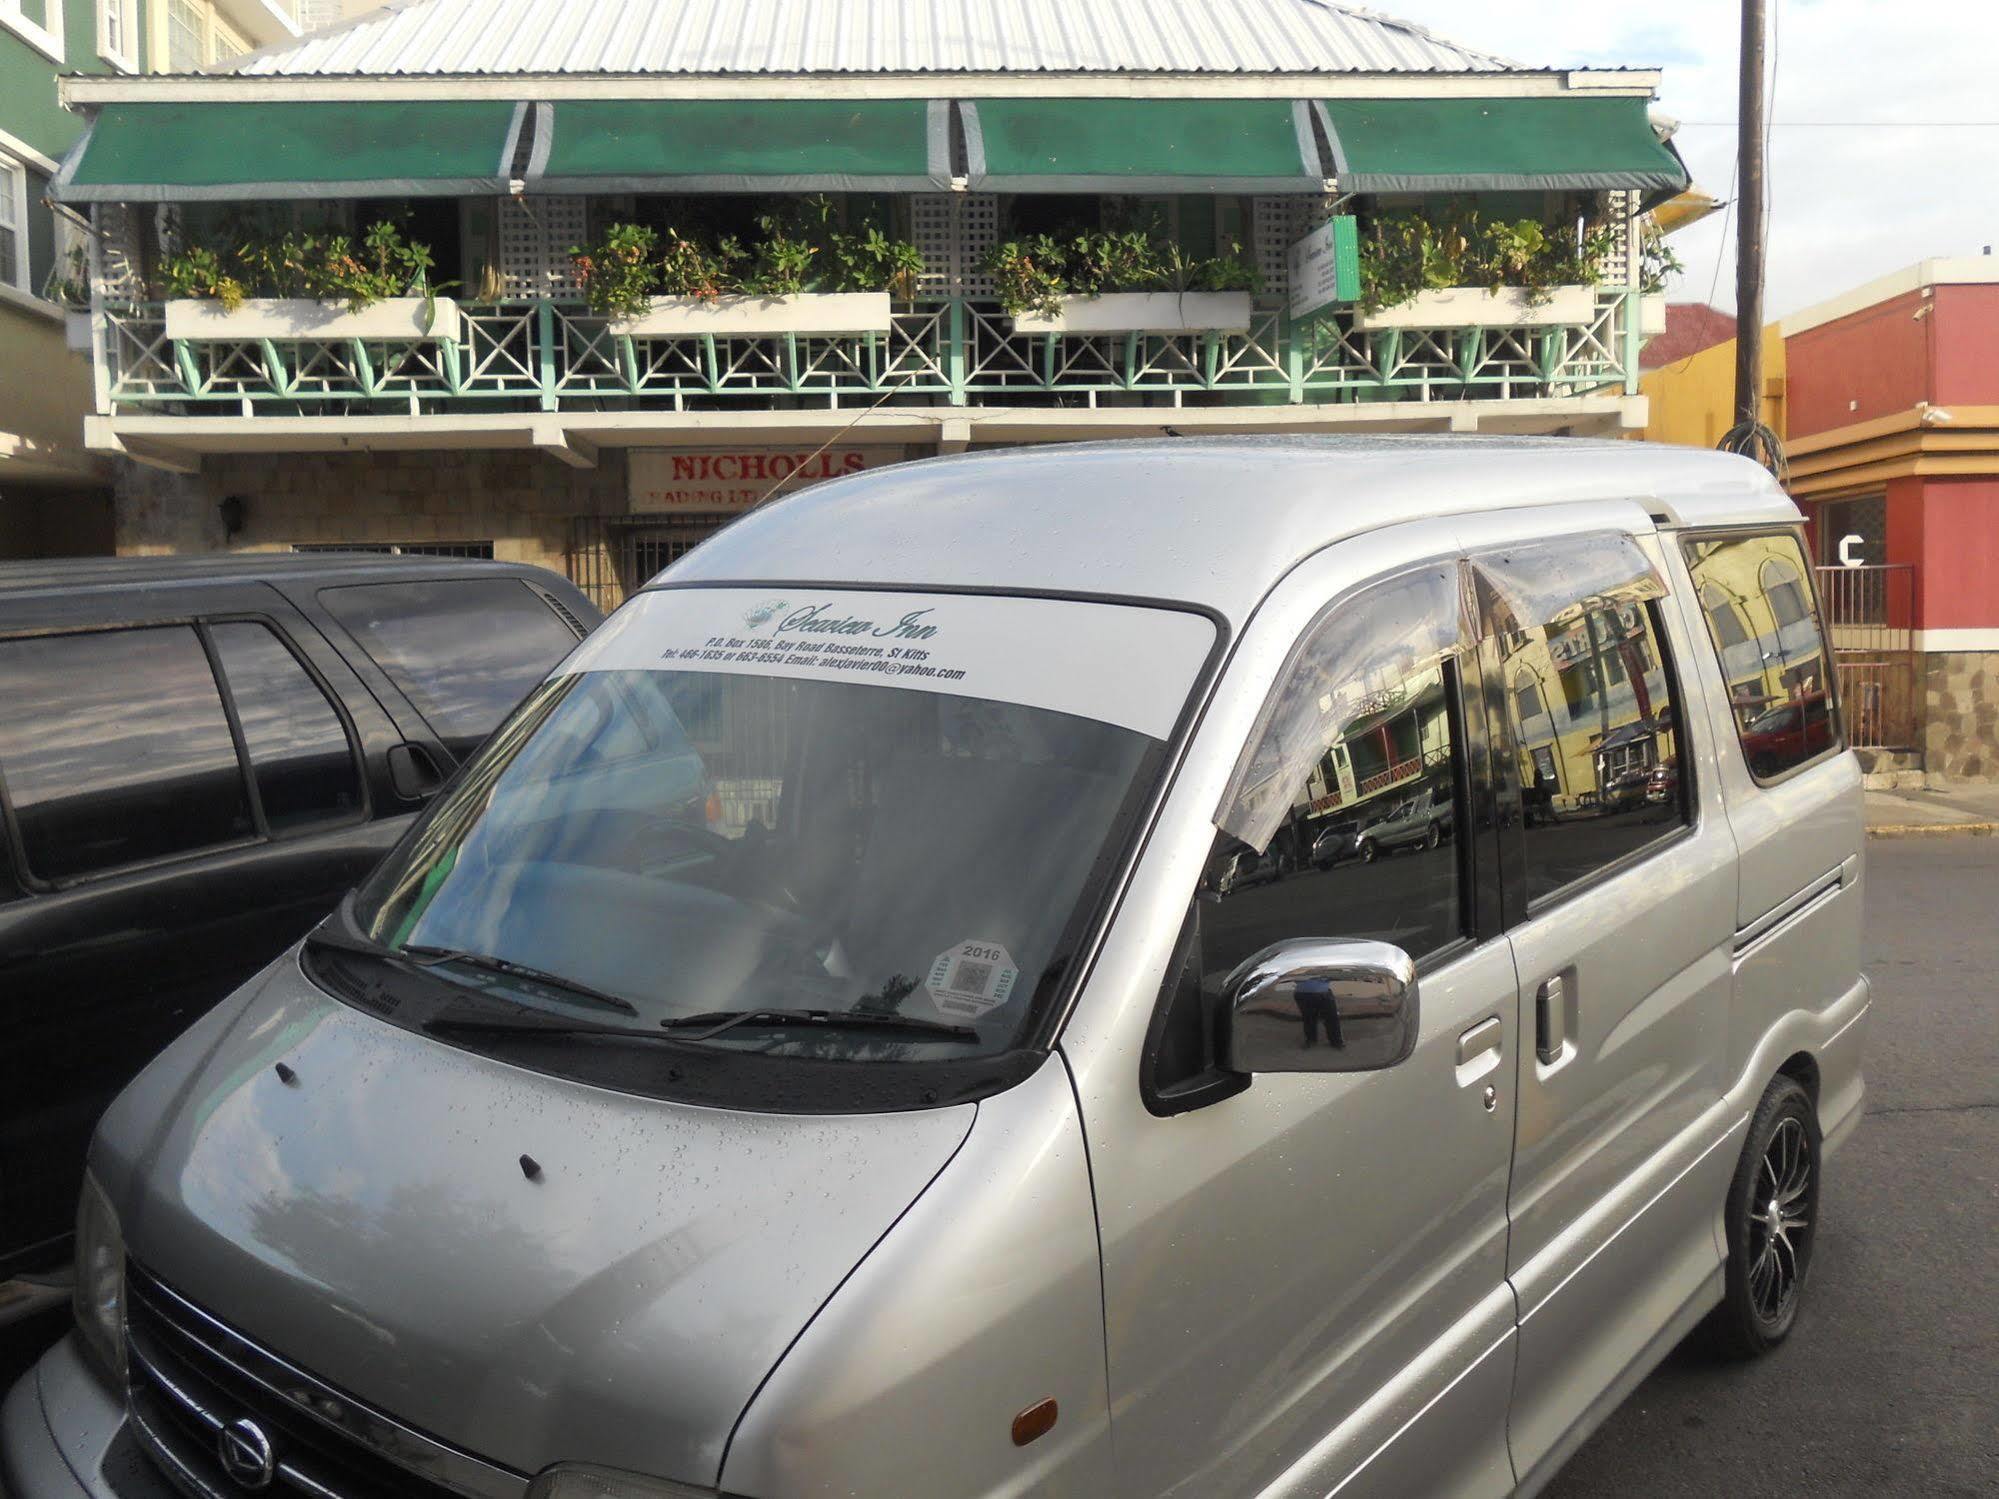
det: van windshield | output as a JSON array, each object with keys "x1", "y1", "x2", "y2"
[{"x1": 349, "y1": 588, "x2": 1214, "y2": 1066}]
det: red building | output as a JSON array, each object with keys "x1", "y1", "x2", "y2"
[{"x1": 1784, "y1": 259, "x2": 1999, "y2": 782}]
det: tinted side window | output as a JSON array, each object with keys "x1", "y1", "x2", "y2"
[
  {"x1": 320, "y1": 579, "x2": 581, "y2": 761},
  {"x1": 0, "y1": 627, "x2": 254, "y2": 881},
  {"x1": 1681, "y1": 532, "x2": 1841, "y2": 781},
  {"x1": 1481, "y1": 535, "x2": 1690, "y2": 905},
  {"x1": 210, "y1": 622, "x2": 364, "y2": 832}
]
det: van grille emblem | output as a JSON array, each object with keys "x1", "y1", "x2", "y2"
[{"x1": 217, "y1": 1416, "x2": 277, "y2": 1490}]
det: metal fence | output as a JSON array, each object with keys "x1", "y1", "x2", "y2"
[{"x1": 1816, "y1": 563, "x2": 1920, "y2": 750}]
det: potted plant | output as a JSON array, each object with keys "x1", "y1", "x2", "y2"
[
  {"x1": 991, "y1": 231, "x2": 1258, "y2": 334},
  {"x1": 161, "y1": 220, "x2": 459, "y2": 342},
  {"x1": 1353, "y1": 205, "x2": 1611, "y2": 331},
  {"x1": 573, "y1": 201, "x2": 919, "y2": 337}
]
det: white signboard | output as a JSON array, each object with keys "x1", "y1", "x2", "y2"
[
  {"x1": 1288, "y1": 218, "x2": 1347, "y2": 321},
  {"x1": 628, "y1": 447, "x2": 896, "y2": 514},
  {"x1": 560, "y1": 587, "x2": 1216, "y2": 740}
]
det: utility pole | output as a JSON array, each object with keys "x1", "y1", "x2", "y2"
[{"x1": 1733, "y1": 0, "x2": 1767, "y2": 432}]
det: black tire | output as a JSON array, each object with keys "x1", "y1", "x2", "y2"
[
  {"x1": 1424, "y1": 822, "x2": 1442, "y2": 850},
  {"x1": 1710, "y1": 1074, "x2": 1821, "y2": 1358},
  {"x1": 1358, "y1": 840, "x2": 1377, "y2": 864}
]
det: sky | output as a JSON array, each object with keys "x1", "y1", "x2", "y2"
[{"x1": 1388, "y1": 0, "x2": 1999, "y2": 319}]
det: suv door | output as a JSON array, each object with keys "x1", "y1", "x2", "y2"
[
  {"x1": 1072, "y1": 551, "x2": 1520, "y2": 1499},
  {"x1": 0, "y1": 592, "x2": 390, "y2": 1273},
  {"x1": 1470, "y1": 528, "x2": 1739, "y2": 1490}
]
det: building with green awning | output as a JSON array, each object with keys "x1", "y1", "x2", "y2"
[{"x1": 31, "y1": 0, "x2": 1693, "y2": 593}]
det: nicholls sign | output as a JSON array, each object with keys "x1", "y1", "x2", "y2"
[{"x1": 629, "y1": 448, "x2": 897, "y2": 513}]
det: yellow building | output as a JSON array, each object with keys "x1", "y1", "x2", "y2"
[{"x1": 1640, "y1": 318, "x2": 1787, "y2": 450}]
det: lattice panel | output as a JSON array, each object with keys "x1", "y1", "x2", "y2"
[
  {"x1": 1597, "y1": 190, "x2": 1637, "y2": 287},
  {"x1": 910, "y1": 193, "x2": 998, "y2": 300},
  {"x1": 498, "y1": 195, "x2": 588, "y2": 297},
  {"x1": 1254, "y1": 195, "x2": 1340, "y2": 300}
]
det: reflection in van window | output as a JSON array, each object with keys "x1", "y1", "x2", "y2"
[
  {"x1": 210, "y1": 622, "x2": 363, "y2": 833},
  {"x1": 1477, "y1": 535, "x2": 1690, "y2": 905},
  {"x1": 1183, "y1": 569, "x2": 1469, "y2": 1075},
  {"x1": 0, "y1": 627, "x2": 254, "y2": 881},
  {"x1": 320, "y1": 579, "x2": 581, "y2": 761},
  {"x1": 351, "y1": 670, "x2": 1159, "y2": 1060},
  {"x1": 1682, "y1": 532, "x2": 1841, "y2": 780}
]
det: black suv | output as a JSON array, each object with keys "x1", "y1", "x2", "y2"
[{"x1": 0, "y1": 554, "x2": 600, "y2": 1277}]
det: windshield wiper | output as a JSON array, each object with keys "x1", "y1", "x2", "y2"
[
  {"x1": 400, "y1": 946, "x2": 640, "y2": 1017},
  {"x1": 659, "y1": 1008, "x2": 982, "y2": 1043}
]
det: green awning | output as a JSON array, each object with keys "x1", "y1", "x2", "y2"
[
  {"x1": 533, "y1": 99, "x2": 951, "y2": 193},
  {"x1": 961, "y1": 99, "x2": 1324, "y2": 193},
  {"x1": 1316, "y1": 97, "x2": 1689, "y2": 196},
  {"x1": 52, "y1": 100, "x2": 524, "y2": 202}
]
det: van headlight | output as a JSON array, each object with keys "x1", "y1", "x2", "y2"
[
  {"x1": 73, "y1": 1171, "x2": 127, "y2": 1384},
  {"x1": 526, "y1": 1467, "x2": 714, "y2": 1499}
]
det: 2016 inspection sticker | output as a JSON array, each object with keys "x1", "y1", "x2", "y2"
[{"x1": 925, "y1": 939, "x2": 1019, "y2": 1020}]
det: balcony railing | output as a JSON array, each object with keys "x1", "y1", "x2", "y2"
[{"x1": 95, "y1": 292, "x2": 1641, "y2": 416}]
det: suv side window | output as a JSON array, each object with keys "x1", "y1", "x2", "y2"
[
  {"x1": 209, "y1": 621, "x2": 364, "y2": 832},
  {"x1": 1149, "y1": 563, "x2": 1471, "y2": 1111},
  {"x1": 1479, "y1": 533, "x2": 1691, "y2": 906},
  {"x1": 1681, "y1": 531, "x2": 1841, "y2": 781},
  {"x1": 319, "y1": 578, "x2": 583, "y2": 762},
  {"x1": 0, "y1": 627, "x2": 255, "y2": 882}
]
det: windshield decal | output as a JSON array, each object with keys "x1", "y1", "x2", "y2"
[
  {"x1": 925, "y1": 940, "x2": 1020, "y2": 1020},
  {"x1": 563, "y1": 588, "x2": 1213, "y2": 740}
]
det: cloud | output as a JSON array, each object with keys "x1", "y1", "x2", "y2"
[{"x1": 1386, "y1": 1, "x2": 1999, "y2": 315}]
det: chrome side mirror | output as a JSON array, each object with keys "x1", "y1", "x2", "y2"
[{"x1": 1222, "y1": 939, "x2": 1419, "y2": 1075}]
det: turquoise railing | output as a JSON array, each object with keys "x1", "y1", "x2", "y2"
[{"x1": 97, "y1": 293, "x2": 1639, "y2": 416}]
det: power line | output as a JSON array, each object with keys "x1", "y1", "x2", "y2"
[{"x1": 1677, "y1": 120, "x2": 1999, "y2": 127}]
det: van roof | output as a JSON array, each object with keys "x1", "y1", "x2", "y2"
[
  {"x1": 671, "y1": 435, "x2": 1797, "y2": 623},
  {"x1": 0, "y1": 551, "x2": 540, "y2": 598}
]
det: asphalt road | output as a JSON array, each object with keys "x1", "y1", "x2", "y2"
[
  {"x1": 4, "y1": 839, "x2": 1995, "y2": 1493},
  {"x1": 1546, "y1": 836, "x2": 1999, "y2": 1498}
]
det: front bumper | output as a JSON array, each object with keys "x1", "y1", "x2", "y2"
[{"x1": 1, "y1": 1336, "x2": 164, "y2": 1499}]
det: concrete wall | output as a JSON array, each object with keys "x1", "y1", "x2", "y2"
[
  {"x1": 114, "y1": 448, "x2": 634, "y2": 570},
  {"x1": 1786, "y1": 281, "x2": 1999, "y2": 440},
  {"x1": 0, "y1": 299, "x2": 98, "y2": 473}
]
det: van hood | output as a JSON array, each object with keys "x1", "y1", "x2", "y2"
[{"x1": 96, "y1": 956, "x2": 977, "y2": 1486}]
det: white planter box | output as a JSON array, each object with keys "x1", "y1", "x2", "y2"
[
  {"x1": 1013, "y1": 292, "x2": 1253, "y2": 335},
  {"x1": 164, "y1": 296, "x2": 462, "y2": 342},
  {"x1": 1354, "y1": 285, "x2": 1600, "y2": 331},
  {"x1": 610, "y1": 293, "x2": 893, "y2": 337},
  {"x1": 65, "y1": 310, "x2": 92, "y2": 353},
  {"x1": 1640, "y1": 293, "x2": 1669, "y2": 337}
]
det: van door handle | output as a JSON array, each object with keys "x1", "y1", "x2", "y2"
[
  {"x1": 1457, "y1": 1017, "x2": 1502, "y2": 1065},
  {"x1": 1536, "y1": 976, "x2": 1567, "y2": 1064},
  {"x1": 1455, "y1": 1017, "x2": 1502, "y2": 1088}
]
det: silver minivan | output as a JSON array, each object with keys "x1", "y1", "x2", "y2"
[{"x1": 3, "y1": 437, "x2": 1868, "y2": 1499}]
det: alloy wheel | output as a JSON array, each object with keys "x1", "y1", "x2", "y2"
[{"x1": 1745, "y1": 1115, "x2": 1813, "y2": 1324}]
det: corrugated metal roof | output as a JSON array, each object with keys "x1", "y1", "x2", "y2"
[{"x1": 222, "y1": 0, "x2": 1525, "y2": 78}]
